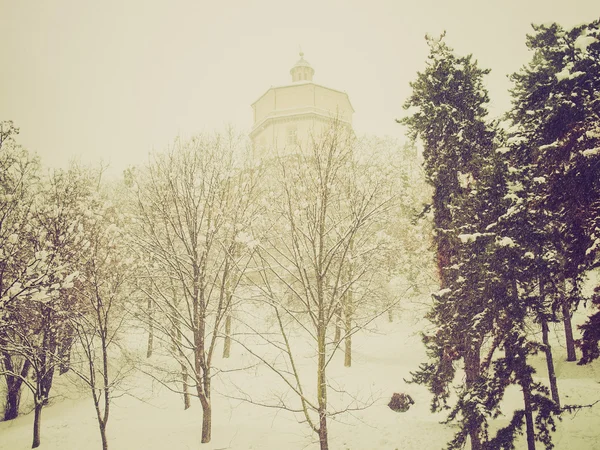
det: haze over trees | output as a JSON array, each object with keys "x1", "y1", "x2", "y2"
[{"x1": 0, "y1": 17, "x2": 599, "y2": 450}]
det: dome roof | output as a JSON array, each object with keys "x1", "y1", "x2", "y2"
[
  {"x1": 290, "y1": 51, "x2": 315, "y2": 82},
  {"x1": 292, "y1": 52, "x2": 312, "y2": 69}
]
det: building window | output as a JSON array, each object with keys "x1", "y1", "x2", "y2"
[{"x1": 287, "y1": 126, "x2": 297, "y2": 146}]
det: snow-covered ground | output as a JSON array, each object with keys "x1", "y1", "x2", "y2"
[{"x1": 1, "y1": 295, "x2": 599, "y2": 450}]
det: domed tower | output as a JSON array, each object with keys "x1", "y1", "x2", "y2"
[
  {"x1": 250, "y1": 52, "x2": 354, "y2": 159},
  {"x1": 290, "y1": 51, "x2": 315, "y2": 82}
]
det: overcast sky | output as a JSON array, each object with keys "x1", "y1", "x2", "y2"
[{"x1": 1, "y1": 0, "x2": 598, "y2": 176}]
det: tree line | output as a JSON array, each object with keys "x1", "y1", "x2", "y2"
[
  {"x1": 1, "y1": 18, "x2": 598, "y2": 450},
  {"x1": 0, "y1": 120, "x2": 431, "y2": 449},
  {"x1": 400, "y1": 19, "x2": 600, "y2": 450}
]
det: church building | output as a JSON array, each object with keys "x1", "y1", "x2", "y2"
[{"x1": 250, "y1": 52, "x2": 354, "y2": 158}]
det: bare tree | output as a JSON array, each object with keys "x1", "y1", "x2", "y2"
[
  {"x1": 129, "y1": 131, "x2": 261, "y2": 443},
  {"x1": 68, "y1": 182, "x2": 134, "y2": 450},
  {"x1": 239, "y1": 121, "x2": 393, "y2": 450}
]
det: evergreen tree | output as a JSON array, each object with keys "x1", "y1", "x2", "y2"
[
  {"x1": 508, "y1": 20, "x2": 600, "y2": 363},
  {"x1": 399, "y1": 34, "x2": 498, "y2": 450},
  {"x1": 401, "y1": 34, "x2": 561, "y2": 450}
]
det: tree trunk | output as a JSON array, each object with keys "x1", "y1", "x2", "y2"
[
  {"x1": 343, "y1": 262, "x2": 353, "y2": 367},
  {"x1": 464, "y1": 345, "x2": 482, "y2": 450},
  {"x1": 58, "y1": 331, "x2": 74, "y2": 375},
  {"x1": 522, "y1": 378, "x2": 536, "y2": 450},
  {"x1": 4, "y1": 384, "x2": 21, "y2": 421},
  {"x1": 343, "y1": 240, "x2": 354, "y2": 367},
  {"x1": 562, "y1": 301, "x2": 576, "y2": 362},
  {"x1": 146, "y1": 296, "x2": 154, "y2": 358},
  {"x1": 318, "y1": 410, "x2": 329, "y2": 450},
  {"x1": 222, "y1": 313, "x2": 232, "y2": 359},
  {"x1": 541, "y1": 318, "x2": 560, "y2": 407},
  {"x1": 317, "y1": 322, "x2": 328, "y2": 450},
  {"x1": 31, "y1": 401, "x2": 43, "y2": 448},
  {"x1": 3, "y1": 357, "x2": 30, "y2": 421},
  {"x1": 387, "y1": 308, "x2": 393, "y2": 323},
  {"x1": 2, "y1": 352, "x2": 31, "y2": 420},
  {"x1": 200, "y1": 398, "x2": 211, "y2": 443},
  {"x1": 40, "y1": 367, "x2": 55, "y2": 406},
  {"x1": 174, "y1": 316, "x2": 191, "y2": 410},
  {"x1": 99, "y1": 423, "x2": 108, "y2": 450},
  {"x1": 334, "y1": 304, "x2": 341, "y2": 345},
  {"x1": 344, "y1": 311, "x2": 352, "y2": 367},
  {"x1": 182, "y1": 368, "x2": 191, "y2": 410}
]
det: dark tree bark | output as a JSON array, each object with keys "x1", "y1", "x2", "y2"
[
  {"x1": 199, "y1": 395, "x2": 211, "y2": 443},
  {"x1": 541, "y1": 318, "x2": 560, "y2": 407},
  {"x1": 40, "y1": 367, "x2": 55, "y2": 407},
  {"x1": 99, "y1": 423, "x2": 108, "y2": 450},
  {"x1": 318, "y1": 409, "x2": 329, "y2": 450},
  {"x1": 522, "y1": 379, "x2": 536, "y2": 450},
  {"x1": 464, "y1": 345, "x2": 482, "y2": 450},
  {"x1": 2, "y1": 354, "x2": 30, "y2": 421},
  {"x1": 31, "y1": 401, "x2": 43, "y2": 448},
  {"x1": 4, "y1": 383, "x2": 21, "y2": 421},
  {"x1": 562, "y1": 301, "x2": 577, "y2": 362},
  {"x1": 58, "y1": 333, "x2": 74, "y2": 375}
]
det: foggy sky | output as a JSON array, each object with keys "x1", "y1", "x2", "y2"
[{"x1": 1, "y1": 0, "x2": 598, "y2": 176}]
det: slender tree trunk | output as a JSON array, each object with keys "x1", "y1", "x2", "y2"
[
  {"x1": 193, "y1": 290, "x2": 211, "y2": 443},
  {"x1": 146, "y1": 296, "x2": 154, "y2": 358},
  {"x1": 200, "y1": 397, "x2": 211, "y2": 443},
  {"x1": 562, "y1": 301, "x2": 576, "y2": 362},
  {"x1": 31, "y1": 401, "x2": 43, "y2": 448},
  {"x1": 344, "y1": 254, "x2": 353, "y2": 368},
  {"x1": 99, "y1": 423, "x2": 108, "y2": 450},
  {"x1": 344, "y1": 309, "x2": 352, "y2": 367},
  {"x1": 558, "y1": 276, "x2": 577, "y2": 362},
  {"x1": 222, "y1": 313, "x2": 232, "y2": 358},
  {"x1": 541, "y1": 318, "x2": 560, "y2": 407},
  {"x1": 317, "y1": 321, "x2": 328, "y2": 450},
  {"x1": 177, "y1": 324, "x2": 191, "y2": 410},
  {"x1": 58, "y1": 330, "x2": 74, "y2": 375},
  {"x1": 464, "y1": 345, "x2": 482, "y2": 450},
  {"x1": 169, "y1": 288, "x2": 191, "y2": 410},
  {"x1": 509, "y1": 340, "x2": 536, "y2": 450},
  {"x1": 522, "y1": 378, "x2": 536, "y2": 450},
  {"x1": 182, "y1": 367, "x2": 191, "y2": 410},
  {"x1": 40, "y1": 367, "x2": 55, "y2": 406},
  {"x1": 387, "y1": 308, "x2": 393, "y2": 323},
  {"x1": 318, "y1": 410, "x2": 329, "y2": 450},
  {"x1": 334, "y1": 304, "x2": 341, "y2": 345},
  {"x1": 40, "y1": 316, "x2": 58, "y2": 407},
  {"x1": 173, "y1": 315, "x2": 191, "y2": 410}
]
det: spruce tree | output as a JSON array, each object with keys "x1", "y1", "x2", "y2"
[
  {"x1": 401, "y1": 33, "x2": 562, "y2": 450},
  {"x1": 508, "y1": 20, "x2": 600, "y2": 363},
  {"x1": 400, "y1": 34, "x2": 498, "y2": 450}
]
